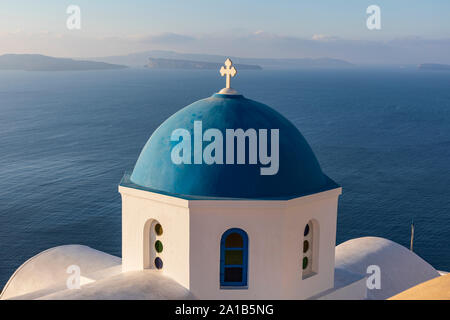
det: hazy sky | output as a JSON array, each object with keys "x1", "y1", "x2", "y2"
[{"x1": 1, "y1": 1, "x2": 450, "y2": 64}]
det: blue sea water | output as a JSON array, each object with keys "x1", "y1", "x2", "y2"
[{"x1": 0, "y1": 68, "x2": 449, "y2": 288}]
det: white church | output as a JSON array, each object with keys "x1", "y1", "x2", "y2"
[{"x1": 1, "y1": 59, "x2": 447, "y2": 300}]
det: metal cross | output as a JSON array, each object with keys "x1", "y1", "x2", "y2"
[{"x1": 220, "y1": 58, "x2": 237, "y2": 89}]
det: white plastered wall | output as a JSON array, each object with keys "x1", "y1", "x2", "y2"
[
  {"x1": 283, "y1": 188, "x2": 341, "y2": 299},
  {"x1": 188, "y1": 187, "x2": 341, "y2": 299},
  {"x1": 119, "y1": 186, "x2": 190, "y2": 289},
  {"x1": 119, "y1": 185, "x2": 340, "y2": 299},
  {"x1": 188, "y1": 200, "x2": 286, "y2": 299}
]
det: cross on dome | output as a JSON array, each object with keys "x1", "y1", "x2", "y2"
[
  {"x1": 218, "y1": 58, "x2": 239, "y2": 95},
  {"x1": 220, "y1": 58, "x2": 237, "y2": 89}
]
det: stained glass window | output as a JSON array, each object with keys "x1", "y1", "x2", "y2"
[
  {"x1": 155, "y1": 240, "x2": 163, "y2": 253},
  {"x1": 220, "y1": 229, "x2": 248, "y2": 287},
  {"x1": 225, "y1": 233, "x2": 243, "y2": 248},
  {"x1": 304, "y1": 224, "x2": 310, "y2": 237},
  {"x1": 303, "y1": 257, "x2": 308, "y2": 270},
  {"x1": 155, "y1": 257, "x2": 163, "y2": 269},
  {"x1": 155, "y1": 223, "x2": 163, "y2": 236},
  {"x1": 303, "y1": 240, "x2": 309, "y2": 253},
  {"x1": 302, "y1": 220, "x2": 316, "y2": 279},
  {"x1": 224, "y1": 267, "x2": 243, "y2": 282}
]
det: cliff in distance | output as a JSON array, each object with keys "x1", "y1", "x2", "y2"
[
  {"x1": 145, "y1": 57, "x2": 262, "y2": 70},
  {"x1": 0, "y1": 54, "x2": 127, "y2": 71}
]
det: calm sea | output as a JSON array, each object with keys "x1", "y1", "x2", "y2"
[{"x1": 1, "y1": 68, "x2": 450, "y2": 288}]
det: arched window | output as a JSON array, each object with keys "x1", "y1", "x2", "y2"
[
  {"x1": 144, "y1": 219, "x2": 164, "y2": 270},
  {"x1": 220, "y1": 228, "x2": 248, "y2": 287},
  {"x1": 302, "y1": 220, "x2": 318, "y2": 278}
]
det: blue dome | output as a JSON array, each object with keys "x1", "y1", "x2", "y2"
[{"x1": 127, "y1": 93, "x2": 337, "y2": 199}]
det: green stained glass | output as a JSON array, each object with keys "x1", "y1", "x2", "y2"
[
  {"x1": 225, "y1": 233, "x2": 243, "y2": 248},
  {"x1": 303, "y1": 257, "x2": 308, "y2": 270},
  {"x1": 225, "y1": 250, "x2": 243, "y2": 265},
  {"x1": 155, "y1": 240, "x2": 163, "y2": 253}
]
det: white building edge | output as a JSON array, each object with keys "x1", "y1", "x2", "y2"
[{"x1": 1, "y1": 60, "x2": 445, "y2": 300}]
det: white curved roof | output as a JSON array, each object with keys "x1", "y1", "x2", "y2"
[
  {"x1": 3, "y1": 238, "x2": 440, "y2": 300},
  {"x1": 32, "y1": 270, "x2": 193, "y2": 300},
  {"x1": 335, "y1": 237, "x2": 440, "y2": 299},
  {"x1": 1, "y1": 244, "x2": 193, "y2": 300},
  {"x1": 1, "y1": 245, "x2": 121, "y2": 300}
]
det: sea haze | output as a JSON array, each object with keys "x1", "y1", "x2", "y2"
[{"x1": 0, "y1": 67, "x2": 449, "y2": 288}]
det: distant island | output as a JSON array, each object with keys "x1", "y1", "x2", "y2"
[
  {"x1": 2, "y1": 52, "x2": 354, "y2": 71},
  {"x1": 0, "y1": 54, "x2": 127, "y2": 71},
  {"x1": 145, "y1": 58, "x2": 262, "y2": 70},
  {"x1": 419, "y1": 63, "x2": 450, "y2": 71},
  {"x1": 90, "y1": 50, "x2": 354, "y2": 69}
]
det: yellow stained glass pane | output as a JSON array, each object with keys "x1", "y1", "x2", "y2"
[
  {"x1": 155, "y1": 223, "x2": 163, "y2": 236},
  {"x1": 303, "y1": 240, "x2": 309, "y2": 253},
  {"x1": 225, "y1": 250, "x2": 243, "y2": 265}
]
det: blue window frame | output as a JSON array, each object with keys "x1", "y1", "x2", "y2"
[{"x1": 220, "y1": 228, "x2": 248, "y2": 287}]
